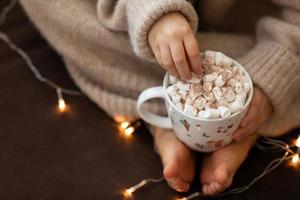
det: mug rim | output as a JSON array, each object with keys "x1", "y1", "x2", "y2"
[{"x1": 163, "y1": 55, "x2": 254, "y2": 122}]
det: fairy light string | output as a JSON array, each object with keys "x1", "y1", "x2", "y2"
[
  {"x1": 125, "y1": 136, "x2": 300, "y2": 200},
  {"x1": 0, "y1": 0, "x2": 81, "y2": 112},
  {"x1": 1, "y1": 1, "x2": 299, "y2": 200}
]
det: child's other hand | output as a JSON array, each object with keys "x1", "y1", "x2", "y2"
[
  {"x1": 148, "y1": 12, "x2": 203, "y2": 80},
  {"x1": 234, "y1": 87, "x2": 272, "y2": 141}
]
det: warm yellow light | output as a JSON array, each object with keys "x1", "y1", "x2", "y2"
[
  {"x1": 124, "y1": 127, "x2": 135, "y2": 136},
  {"x1": 58, "y1": 98, "x2": 67, "y2": 112},
  {"x1": 114, "y1": 115, "x2": 127, "y2": 123},
  {"x1": 292, "y1": 154, "x2": 299, "y2": 164},
  {"x1": 121, "y1": 121, "x2": 130, "y2": 129},
  {"x1": 296, "y1": 135, "x2": 300, "y2": 148},
  {"x1": 123, "y1": 188, "x2": 134, "y2": 198}
]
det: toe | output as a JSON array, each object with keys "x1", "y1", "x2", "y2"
[
  {"x1": 202, "y1": 184, "x2": 209, "y2": 195},
  {"x1": 163, "y1": 155, "x2": 178, "y2": 180},
  {"x1": 214, "y1": 163, "x2": 230, "y2": 186},
  {"x1": 166, "y1": 177, "x2": 190, "y2": 192},
  {"x1": 207, "y1": 183, "x2": 215, "y2": 195}
]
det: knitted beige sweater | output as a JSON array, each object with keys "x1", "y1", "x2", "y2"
[{"x1": 20, "y1": 0, "x2": 300, "y2": 137}]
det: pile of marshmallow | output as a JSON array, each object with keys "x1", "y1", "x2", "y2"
[{"x1": 167, "y1": 51, "x2": 251, "y2": 119}]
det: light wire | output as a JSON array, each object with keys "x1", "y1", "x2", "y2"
[{"x1": 0, "y1": 0, "x2": 81, "y2": 96}]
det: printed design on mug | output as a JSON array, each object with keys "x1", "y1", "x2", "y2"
[
  {"x1": 180, "y1": 119, "x2": 190, "y2": 132},
  {"x1": 195, "y1": 143, "x2": 204, "y2": 149},
  {"x1": 206, "y1": 140, "x2": 224, "y2": 148},
  {"x1": 202, "y1": 133, "x2": 210, "y2": 138},
  {"x1": 217, "y1": 123, "x2": 234, "y2": 134},
  {"x1": 196, "y1": 124, "x2": 201, "y2": 132}
]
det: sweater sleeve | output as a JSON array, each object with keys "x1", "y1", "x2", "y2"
[
  {"x1": 237, "y1": 0, "x2": 300, "y2": 125},
  {"x1": 96, "y1": 0, "x2": 198, "y2": 61}
]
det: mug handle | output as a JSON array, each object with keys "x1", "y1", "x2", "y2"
[{"x1": 137, "y1": 86, "x2": 172, "y2": 129}]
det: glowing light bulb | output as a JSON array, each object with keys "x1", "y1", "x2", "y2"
[
  {"x1": 58, "y1": 98, "x2": 66, "y2": 111},
  {"x1": 292, "y1": 154, "x2": 299, "y2": 164},
  {"x1": 296, "y1": 135, "x2": 300, "y2": 148},
  {"x1": 121, "y1": 121, "x2": 130, "y2": 129},
  {"x1": 123, "y1": 187, "x2": 135, "y2": 199},
  {"x1": 124, "y1": 127, "x2": 135, "y2": 136},
  {"x1": 56, "y1": 88, "x2": 67, "y2": 112},
  {"x1": 125, "y1": 188, "x2": 134, "y2": 195},
  {"x1": 123, "y1": 180, "x2": 147, "y2": 198}
]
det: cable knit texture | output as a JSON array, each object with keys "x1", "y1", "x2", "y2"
[{"x1": 20, "y1": 0, "x2": 300, "y2": 136}]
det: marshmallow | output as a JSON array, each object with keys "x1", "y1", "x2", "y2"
[
  {"x1": 186, "y1": 73, "x2": 202, "y2": 84},
  {"x1": 234, "y1": 82, "x2": 243, "y2": 94},
  {"x1": 203, "y1": 91, "x2": 215, "y2": 102},
  {"x1": 193, "y1": 97, "x2": 206, "y2": 110},
  {"x1": 179, "y1": 93, "x2": 188, "y2": 101},
  {"x1": 236, "y1": 92, "x2": 247, "y2": 104},
  {"x1": 204, "y1": 109, "x2": 220, "y2": 119},
  {"x1": 214, "y1": 75, "x2": 226, "y2": 87},
  {"x1": 172, "y1": 92, "x2": 181, "y2": 104},
  {"x1": 185, "y1": 95, "x2": 194, "y2": 105},
  {"x1": 169, "y1": 75, "x2": 178, "y2": 84},
  {"x1": 215, "y1": 52, "x2": 232, "y2": 67},
  {"x1": 235, "y1": 74, "x2": 243, "y2": 83},
  {"x1": 191, "y1": 84, "x2": 203, "y2": 93},
  {"x1": 223, "y1": 87, "x2": 235, "y2": 102},
  {"x1": 178, "y1": 89, "x2": 188, "y2": 97},
  {"x1": 202, "y1": 59, "x2": 214, "y2": 73},
  {"x1": 215, "y1": 52, "x2": 226, "y2": 66},
  {"x1": 221, "y1": 69, "x2": 233, "y2": 81},
  {"x1": 205, "y1": 50, "x2": 216, "y2": 60},
  {"x1": 222, "y1": 55, "x2": 233, "y2": 68},
  {"x1": 229, "y1": 100, "x2": 243, "y2": 113},
  {"x1": 217, "y1": 97, "x2": 229, "y2": 107},
  {"x1": 198, "y1": 110, "x2": 206, "y2": 118},
  {"x1": 226, "y1": 78, "x2": 236, "y2": 87},
  {"x1": 232, "y1": 66, "x2": 239, "y2": 75},
  {"x1": 243, "y1": 82, "x2": 251, "y2": 93},
  {"x1": 240, "y1": 74, "x2": 248, "y2": 83},
  {"x1": 211, "y1": 66, "x2": 223, "y2": 73},
  {"x1": 184, "y1": 104, "x2": 198, "y2": 116},
  {"x1": 204, "y1": 72, "x2": 218, "y2": 82},
  {"x1": 175, "y1": 102, "x2": 184, "y2": 111},
  {"x1": 205, "y1": 102, "x2": 218, "y2": 109},
  {"x1": 218, "y1": 106, "x2": 231, "y2": 119},
  {"x1": 167, "y1": 85, "x2": 177, "y2": 97},
  {"x1": 176, "y1": 81, "x2": 190, "y2": 91},
  {"x1": 203, "y1": 81, "x2": 213, "y2": 92},
  {"x1": 190, "y1": 84, "x2": 203, "y2": 100},
  {"x1": 212, "y1": 87, "x2": 223, "y2": 101},
  {"x1": 167, "y1": 51, "x2": 251, "y2": 119}
]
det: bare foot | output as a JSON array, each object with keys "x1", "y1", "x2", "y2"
[
  {"x1": 200, "y1": 134, "x2": 258, "y2": 195},
  {"x1": 151, "y1": 126, "x2": 196, "y2": 192}
]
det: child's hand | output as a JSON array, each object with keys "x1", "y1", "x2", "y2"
[
  {"x1": 234, "y1": 87, "x2": 272, "y2": 141},
  {"x1": 148, "y1": 12, "x2": 203, "y2": 80}
]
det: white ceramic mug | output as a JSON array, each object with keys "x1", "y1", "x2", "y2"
[{"x1": 137, "y1": 60, "x2": 253, "y2": 152}]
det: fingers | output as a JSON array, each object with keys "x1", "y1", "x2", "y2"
[
  {"x1": 234, "y1": 122, "x2": 258, "y2": 142},
  {"x1": 151, "y1": 44, "x2": 162, "y2": 66},
  {"x1": 240, "y1": 92, "x2": 260, "y2": 128},
  {"x1": 160, "y1": 44, "x2": 179, "y2": 77},
  {"x1": 183, "y1": 33, "x2": 203, "y2": 75},
  {"x1": 234, "y1": 88, "x2": 260, "y2": 141},
  {"x1": 170, "y1": 40, "x2": 192, "y2": 80}
]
